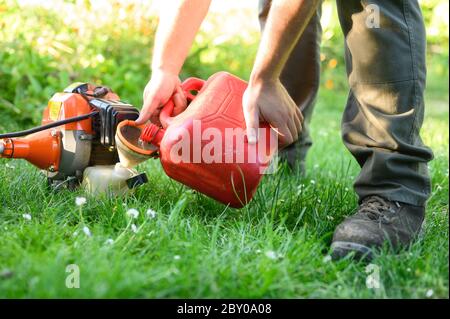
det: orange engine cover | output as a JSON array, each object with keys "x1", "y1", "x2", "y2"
[
  {"x1": 42, "y1": 92, "x2": 94, "y2": 133},
  {"x1": 1, "y1": 92, "x2": 94, "y2": 172}
]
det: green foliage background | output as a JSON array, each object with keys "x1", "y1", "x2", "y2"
[{"x1": 0, "y1": 0, "x2": 448, "y2": 130}]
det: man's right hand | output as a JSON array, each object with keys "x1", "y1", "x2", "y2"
[{"x1": 135, "y1": 69, "x2": 188, "y2": 126}]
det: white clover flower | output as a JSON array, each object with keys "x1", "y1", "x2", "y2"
[
  {"x1": 173, "y1": 255, "x2": 181, "y2": 260},
  {"x1": 256, "y1": 249, "x2": 262, "y2": 254},
  {"x1": 96, "y1": 54, "x2": 105, "y2": 63},
  {"x1": 105, "y1": 238, "x2": 114, "y2": 245},
  {"x1": 265, "y1": 250, "x2": 278, "y2": 260},
  {"x1": 75, "y1": 197, "x2": 87, "y2": 206},
  {"x1": 426, "y1": 289, "x2": 434, "y2": 298},
  {"x1": 131, "y1": 224, "x2": 138, "y2": 233},
  {"x1": 83, "y1": 226, "x2": 91, "y2": 237},
  {"x1": 126, "y1": 208, "x2": 139, "y2": 219},
  {"x1": 73, "y1": 231, "x2": 79, "y2": 237},
  {"x1": 344, "y1": 187, "x2": 349, "y2": 192},
  {"x1": 22, "y1": 213, "x2": 32, "y2": 221},
  {"x1": 323, "y1": 255, "x2": 332, "y2": 263},
  {"x1": 146, "y1": 208, "x2": 157, "y2": 219},
  {"x1": 310, "y1": 180, "x2": 316, "y2": 185}
]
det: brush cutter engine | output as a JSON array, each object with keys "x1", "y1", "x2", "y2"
[{"x1": 0, "y1": 82, "x2": 145, "y2": 189}]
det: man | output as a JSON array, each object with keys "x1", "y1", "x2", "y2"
[{"x1": 135, "y1": 0, "x2": 433, "y2": 260}]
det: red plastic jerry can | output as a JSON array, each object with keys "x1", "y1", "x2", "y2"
[{"x1": 141, "y1": 72, "x2": 278, "y2": 208}]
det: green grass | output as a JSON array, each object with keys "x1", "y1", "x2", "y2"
[
  {"x1": 0, "y1": 0, "x2": 448, "y2": 299},
  {"x1": 0, "y1": 77, "x2": 448, "y2": 298}
]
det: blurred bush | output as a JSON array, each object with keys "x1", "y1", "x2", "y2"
[
  {"x1": 0, "y1": 0, "x2": 157, "y2": 129},
  {"x1": 0, "y1": 0, "x2": 448, "y2": 131}
]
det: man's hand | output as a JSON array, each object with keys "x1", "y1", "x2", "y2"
[
  {"x1": 135, "y1": 69, "x2": 187, "y2": 125},
  {"x1": 243, "y1": 79, "x2": 303, "y2": 148}
]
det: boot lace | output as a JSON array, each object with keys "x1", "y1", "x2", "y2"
[{"x1": 359, "y1": 196, "x2": 399, "y2": 223}]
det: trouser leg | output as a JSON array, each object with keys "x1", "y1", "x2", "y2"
[
  {"x1": 336, "y1": 0, "x2": 433, "y2": 205},
  {"x1": 258, "y1": 0, "x2": 322, "y2": 170}
]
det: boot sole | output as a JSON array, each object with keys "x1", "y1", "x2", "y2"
[{"x1": 330, "y1": 241, "x2": 373, "y2": 261}]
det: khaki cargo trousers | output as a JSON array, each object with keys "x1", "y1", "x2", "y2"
[{"x1": 259, "y1": 0, "x2": 433, "y2": 206}]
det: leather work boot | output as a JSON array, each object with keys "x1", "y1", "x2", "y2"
[{"x1": 330, "y1": 195, "x2": 425, "y2": 261}]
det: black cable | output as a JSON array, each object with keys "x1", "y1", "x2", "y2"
[
  {"x1": 0, "y1": 85, "x2": 110, "y2": 139},
  {"x1": 0, "y1": 111, "x2": 99, "y2": 139}
]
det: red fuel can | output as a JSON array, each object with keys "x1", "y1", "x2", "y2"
[{"x1": 141, "y1": 72, "x2": 278, "y2": 208}]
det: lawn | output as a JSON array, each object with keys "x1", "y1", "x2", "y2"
[{"x1": 0, "y1": 0, "x2": 448, "y2": 298}]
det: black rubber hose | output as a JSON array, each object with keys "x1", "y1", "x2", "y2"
[{"x1": 0, "y1": 111, "x2": 99, "y2": 139}]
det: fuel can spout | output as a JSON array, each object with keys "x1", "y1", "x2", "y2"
[
  {"x1": 115, "y1": 120, "x2": 160, "y2": 168},
  {"x1": 0, "y1": 129, "x2": 61, "y2": 171}
]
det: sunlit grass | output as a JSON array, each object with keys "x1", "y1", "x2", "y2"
[
  {"x1": 0, "y1": 85, "x2": 447, "y2": 298},
  {"x1": 0, "y1": 0, "x2": 448, "y2": 298}
]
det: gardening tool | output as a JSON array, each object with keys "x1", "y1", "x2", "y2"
[
  {"x1": 0, "y1": 82, "x2": 148, "y2": 191},
  {"x1": 116, "y1": 72, "x2": 278, "y2": 208}
]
